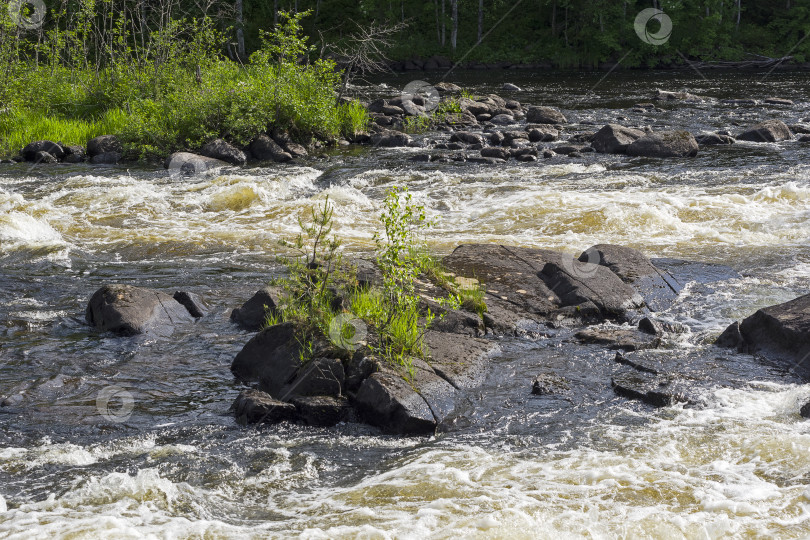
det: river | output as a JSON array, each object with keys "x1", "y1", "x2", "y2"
[{"x1": 2, "y1": 71, "x2": 810, "y2": 538}]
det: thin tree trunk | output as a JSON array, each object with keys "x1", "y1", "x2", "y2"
[
  {"x1": 551, "y1": 0, "x2": 556, "y2": 36},
  {"x1": 235, "y1": 0, "x2": 245, "y2": 59},
  {"x1": 477, "y1": 0, "x2": 483, "y2": 43},
  {"x1": 441, "y1": 0, "x2": 446, "y2": 45},
  {"x1": 434, "y1": 0, "x2": 440, "y2": 44},
  {"x1": 736, "y1": 0, "x2": 741, "y2": 30},
  {"x1": 274, "y1": 0, "x2": 278, "y2": 25},
  {"x1": 451, "y1": 0, "x2": 458, "y2": 51}
]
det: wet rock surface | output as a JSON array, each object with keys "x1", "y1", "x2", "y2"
[{"x1": 85, "y1": 284, "x2": 195, "y2": 336}]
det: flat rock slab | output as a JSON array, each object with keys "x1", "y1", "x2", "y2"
[
  {"x1": 424, "y1": 330, "x2": 499, "y2": 389},
  {"x1": 575, "y1": 326, "x2": 661, "y2": 351},
  {"x1": 583, "y1": 244, "x2": 681, "y2": 312},
  {"x1": 611, "y1": 368, "x2": 691, "y2": 407},
  {"x1": 86, "y1": 284, "x2": 194, "y2": 336}
]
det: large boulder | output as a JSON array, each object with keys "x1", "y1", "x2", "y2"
[
  {"x1": 592, "y1": 124, "x2": 645, "y2": 154},
  {"x1": 736, "y1": 120, "x2": 793, "y2": 143},
  {"x1": 85, "y1": 284, "x2": 194, "y2": 336},
  {"x1": 87, "y1": 135, "x2": 122, "y2": 157},
  {"x1": 22, "y1": 140, "x2": 64, "y2": 161},
  {"x1": 717, "y1": 294, "x2": 810, "y2": 379},
  {"x1": 199, "y1": 139, "x2": 247, "y2": 166},
  {"x1": 230, "y1": 322, "x2": 302, "y2": 394},
  {"x1": 526, "y1": 106, "x2": 567, "y2": 125},
  {"x1": 626, "y1": 131, "x2": 699, "y2": 158},
  {"x1": 580, "y1": 244, "x2": 680, "y2": 312},
  {"x1": 230, "y1": 286, "x2": 281, "y2": 331},
  {"x1": 249, "y1": 134, "x2": 292, "y2": 162},
  {"x1": 354, "y1": 372, "x2": 436, "y2": 434},
  {"x1": 278, "y1": 357, "x2": 345, "y2": 398}
]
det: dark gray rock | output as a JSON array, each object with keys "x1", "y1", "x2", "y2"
[
  {"x1": 718, "y1": 294, "x2": 810, "y2": 379},
  {"x1": 528, "y1": 126, "x2": 559, "y2": 142},
  {"x1": 799, "y1": 135, "x2": 810, "y2": 143},
  {"x1": 611, "y1": 368, "x2": 690, "y2": 407},
  {"x1": 33, "y1": 151, "x2": 58, "y2": 164},
  {"x1": 580, "y1": 244, "x2": 681, "y2": 312},
  {"x1": 531, "y1": 374, "x2": 569, "y2": 395},
  {"x1": 481, "y1": 147, "x2": 510, "y2": 159},
  {"x1": 575, "y1": 326, "x2": 661, "y2": 351},
  {"x1": 283, "y1": 142, "x2": 308, "y2": 158},
  {"x1": 654, "y1": 89, "x2": 703, "y2": 102},
  {"x1": 87, "y1": 135, "x2": 122, "y2": 157},
  {"x1": 737, "y1": 120, "x2": 793, "y2": 142},
  {"x1": 801, "y1": 402, "x2": 810, "y2": 419},
  {"x1": 489, "y1": 114, "x2": 515, "y2": 125},
  {"x1": 62, "y1": 145, "x2": 86, "y2": 163},
  {"x1": 199, "y1": 139, "x2": 247, "y2": 166},
  {"x1": 695, "y1": 133, "x2": 735, "y2": 145},
  {"x1": 435, "y1": 82, "x2": 462, "y2": 94},
  {"x1": 592, "y1": 124, "x2": 645, "y2": 154},
  {"x1": 489, "y1": 132, "x2": 505, "y2": 145},
  {"x1": 89, "y1": 152, "x2": 121, "y2": 165},
  {"x1": 371, "y1": 131, "x2": 412, "y2": 147},
  {"x1": 230, "y1": 286, "x2": 281, "y2": 331},
  {"x1": 638, "y1": 316, "x2": 661, "y2": 335},
  {"x1": 502, "y1": 83, "x2": 522, "y2": 91},
  {"x1": 626, "y1": 131, "x2": 699, "y2": 158},
  {"x1": 231, "y1": 322, "x2": 301, "y2": 395},
  {"x1": 85, "y1": 284, "x2": 194, "y2": 336},
  {"x1": 526, "y1": 106, "x2": 566, "y2": 124},
  {"x1": 291, "y1": 395, "x2": 353, "y2": 426},
  {"x1": 354, "y1": 372, "x2": 436, "y2": 434},
  {"x1": 279, "y1": 357, "x2": 344, "y2": 398},
  {"x1": 173, "y1": 291, "x2": 208, "y2": 318},
  {"x1": 381, "y1": 105, "x2": 405, "y2": 116},
  {"x1": 450, "y1": 131, "x2": 485, "y2": 145},
  {"x1": 764, "y1": 97, "x2": 794, "y2": 106},
  {"x1": 424, "y1": 330, "x2": 498, "y2": 389},
  {"x1": 250, "y1": 134, "x2": 292, "y2": 162},
  {"x1": 467, "y1": 156, "x2": 505, "y2": 164},
  {"x1": 231, "y1": 388, "x2": 297, "y2": 425},
  {"x1": 344, "y1": 355, "x2": 378, "y2": 393},
  {"x1": 22, "y1": 140, "x2": 64, "y2": 161}
]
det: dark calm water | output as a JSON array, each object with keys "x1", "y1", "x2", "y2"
[{"x1": 2, "y1": 71, "x2": 810, "y2": 538}]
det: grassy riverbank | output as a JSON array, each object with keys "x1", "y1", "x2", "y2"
[{"x1": 0, "y1": 12, "x2": 368, "y2": 159}]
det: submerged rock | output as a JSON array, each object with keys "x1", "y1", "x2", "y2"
[
  {"x1": 653, "y1": 89, "x2": 703, "y2": 102},
  {"x1": 611, "y1": 368, "x2": 690, "y2": 407},
  {"x1": 85, "y1": 284, "x2": 194, "y2": 336},
  {"x1": 736, "y1": 120, "x2": 793, "y2": 142},
  {"x1": 164, "y1": 152, "x2": 228, "y2": 172}
]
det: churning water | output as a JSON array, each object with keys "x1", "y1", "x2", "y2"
[{"x1": 2, "y1": 71, "x2": 810, "y2": 538}]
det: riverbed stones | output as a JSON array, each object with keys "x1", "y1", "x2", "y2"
[
  {"x1": 200, "y1": 139, "x2": 247, "y2": 166},
  {"x1": 34, "y1": 151, "x2": 58, "y2": 164},
  {"x1": 592, "y1": 124, "x2": 645, "y2": 154},
  {"x1": 481, "y1": 147, "x2": 510, "y2": 159},
  {"x1": 231, "y1": 322, "x2": 302, "y2": 393},
  {"x1": 526, "y1": 106, "x2": 566, "y2": 125},
  {"x1": 89, "y1": 152, "x2": 122, "y2": 165},
  {"x1": 490, "y1": 114, "x2": 515, "y2": 125},
  {"x1": 716, "y1": 293, "x2": 810, "y2": 379},
  {"x1": 230, "y1": 286, "x2": 281, "y2": 331},
  {"x1": 611, "y1": 368, "x2": 690, "y2": 407},
  {"x1": 231, "y1": 388, "x2": 297, "y2": 425},
  {"x1": 764, "y1": 97, "x2": 794, "y2": 106},
  {"x1": 370, "y1": 131, "x2": 412, "y2": 147},
  {"x1": 85, "y1": 284, "x2": 194, "y2": 336},
  {"x1": 173, "y1": 291, "x2": 208, "y2": 318},
  {"x1": 736, "y1": 119, "x2": 793, "y2": 142},
  {"x1": 62, "y1": 145, "x2": 86, "y2": 163},
  {"x1": 450, "y1": 131, "x2": 485, "y2": 145},
  {"x1": 291, "y1": 395, "x2": 353, "y2": 426},
  {"x1": 279, "y1": 357, "x2": 345, "y2": 398},
  {"x1": 575, "y1": 326, "x2": 661, "y2": 351},
  {"x1": 695, "y1": 133, "x2": 735, "y2": 145},
  {"x1": 528, "y1": 126, "x2": 559, "y2": 142},
  {"x1": 654, "y1": 89, "x2": 702, "y2": 102},
  {"x1": 531, "y1": 374, "x2": 569, "y2": 395},
  {"x1": 626, "y1": 130, "x2": 699, "y2": 158},
  {"x1": 250, "y1": 134, "x2": 292, "y2": 162}
]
